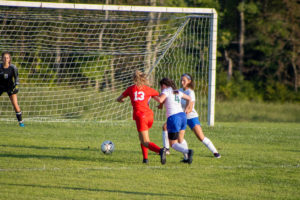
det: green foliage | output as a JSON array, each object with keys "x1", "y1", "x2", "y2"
[
  {"x1": 264, "y1": 80, "x2": 298, "y2": 102},
  {"x1": 217, "y1": 70, "x2": 262, "y2": 101},
  {"x1": 4, "y1": 0, "x2": 300, "y2": 102},
  {"x1": 162, "y1": 0, "x2": 186, "y2": 7},
  {"x1": 185, "y1": 0, "x2": 220, "y2": 9},
  {"x1": 218, "y1": 0, "x2": 300, "y2": 101},
  {"x1": 219, "y1": 30, "x2": 232, "y2": 47},
  {"x1": 216, "y1": 69, "x2": 300, "y2": 102}
]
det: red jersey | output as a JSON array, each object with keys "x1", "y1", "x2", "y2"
[{"x1": 122, "y1": 85, "x2": 159, "y2": 120}]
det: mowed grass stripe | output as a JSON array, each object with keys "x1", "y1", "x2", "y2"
[{"x1": 0, "y1": 122, "x2": 299, "y2": 200}]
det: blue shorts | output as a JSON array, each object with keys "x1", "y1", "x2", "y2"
[
  {"x1": 167, "y1": 112, "x2": 187, "y2": 134},
  {"x1": 187, "y1": 117, "x2": 201, "y2": 129}
]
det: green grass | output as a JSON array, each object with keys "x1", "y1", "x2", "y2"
[
  {"x1": 0, "y1": 121, "x2": 299, "y2": 200},
  {"x1": 215, "y1": 101, "x2": 300, "y2": 122}
]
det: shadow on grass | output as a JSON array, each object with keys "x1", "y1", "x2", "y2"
[
  {"x1": 0, "y1": 144, "x2": 96, "y2": 152},
  {"x1": 0, "y1": 144, "x2": 141, "y2": 154},
  {"x1": 2, "y1": 183, "x2": 193, "y2": 198},
  {"x1": 0, "y1": 152, "x2": 130, "y2": 163},
  {"x1": 0, "y1": 144, "x2": 155, "y2": 163}
]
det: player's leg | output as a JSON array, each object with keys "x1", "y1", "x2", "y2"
[
  {"x1": 172, "y1": 130, "x2": 188, "y2": 154},
  {"x1": 9, "y1": 94, "x2": 24, "y2": 127},
  {"x1": 169, "y1": 135, "x2": 193, "y2": 164},
  {"x1": 176, "y1": 113, "x2": 190, "y2": 161},
  {"x1": 192, "y1": 122, "x2": 220, "y2": 158},
  {"x1": 167, "y1": 116, "x2": 190, "y2": 159},
  {"x1": 138, "y1": 131, "x2": 149, "y2": 163},
  {"x1": 135, "y1": 117, "x2": 150, "y2": 163},
  {"x1": 162, "y1": 122, "x2": 170, "y2": 154},
  {"x1": 146, "y1": 115, "x2": 166, "y2": 165},
  {"x1": 138, "y1": 131, "x2": 161, "y2": 154},
  {"x1": 169, "y1": 113, "x2": 193, "y2": 163},
  {"x1": 9, "y1": 94, "x2": 20, "y2": 112},
  {"x1": 137, "y1": 116, "x2": 166, "y2": 164},
  {"x1": 167, "y1": 114, "x2": 188, "y2": 154}
]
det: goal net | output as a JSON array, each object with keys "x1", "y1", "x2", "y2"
[{"x1": 0, "y1": 1, "x2": 217, "y2": 125}]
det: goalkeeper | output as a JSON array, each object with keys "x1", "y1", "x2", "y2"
[{"x1": 0, "y1": 52, "x2": 24, "y2": 127}]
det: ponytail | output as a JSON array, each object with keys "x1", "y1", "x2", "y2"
[
  {"x1": 133, "y1": 70, "x2": 149, "y2": 87},
  {"x1": 159, "y1": 78, "x2": 178, "y2": 93}
]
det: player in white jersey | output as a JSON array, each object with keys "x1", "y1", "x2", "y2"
[
  {"x1": 162, "y1": 73, "x2": 220, "y2": 160},
  {"x1": 156, "y1": 77, "x2": 194, "y2": 164}
]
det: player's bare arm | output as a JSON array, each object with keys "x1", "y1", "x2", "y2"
[
  {"x1": 185, "y1": 100, "x2": 194, "y2": 114},
  {"x1": 182, "y1": 93, "x2": 191, "y2": 114},
  {"x1": 116, "y1": 94, "x2": 126, "y2": 103},
  {"x1": 153, "y1": 93, "x2": 166, "y2": 104}
]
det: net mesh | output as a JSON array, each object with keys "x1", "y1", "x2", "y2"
[{"x1": 0, "y1": 5, "x2": 212, "y2": 123}]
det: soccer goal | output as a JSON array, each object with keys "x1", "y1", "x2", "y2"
[{"x1": 0, "y1": 1, "x2": 217, "y2": 126}]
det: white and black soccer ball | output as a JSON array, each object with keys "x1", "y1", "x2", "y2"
[{"x1": 101, "y1": 140, "x2": 114, "y2": 154}]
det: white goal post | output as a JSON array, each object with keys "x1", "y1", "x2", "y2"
[{"x1": 0, "y1": 1, "x2": 217, "y2": 126}]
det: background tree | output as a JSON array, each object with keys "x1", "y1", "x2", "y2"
[{"x1": 6, "y1": 0, "x2": 300, "y2": 101}]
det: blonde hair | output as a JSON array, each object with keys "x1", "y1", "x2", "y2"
[{"x1": 133, "y1": 70, "x2": 149, "y2": 87}]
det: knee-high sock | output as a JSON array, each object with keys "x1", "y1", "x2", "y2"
[
  {"x1": 162, "y1": 130, "x2": 169, "y2": 149},
  {"x1": 140, "y1": 143, "x2": 148, "y2": 159},
  {"x1": 16, "y1": 111, "x2": 23, "y2": 123},
  {"x1": 202, "y1": 137, "x2": 218, "y2": 154},
  {"x1": 172, "y1": 143, "x2": 189, "y2": 154},
  {"x1": 180, "y1": 139, "x2": 189, "y2": 160},
  {"x1": 148, "y1": 142, "x2": 161, "y2": 153}
]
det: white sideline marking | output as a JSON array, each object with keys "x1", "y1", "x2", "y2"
[{"x1": 0, "y1": 164, "x2": 299, "y2": 172}]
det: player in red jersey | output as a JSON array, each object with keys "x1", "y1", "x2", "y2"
[{"x1": 117, "y1": 70, "x2": 166, "y2": 164}]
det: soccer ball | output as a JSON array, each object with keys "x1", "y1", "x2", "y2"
[{"x1": 101, "y1": 140, "x2": 114, "y2": 154}]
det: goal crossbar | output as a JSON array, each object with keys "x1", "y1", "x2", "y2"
[
  {"x1": 0, "y1": 1, "x2": 217, "y2": 126},
  {"x1": 0, "y1": 1, "x2": 217, "y2": 14}
]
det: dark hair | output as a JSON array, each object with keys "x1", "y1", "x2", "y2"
[
  {"x1": 159, "y1": 77, "x2": 177, "y2": 91},
  {"x1": 181, "y1": 73, "x2": 194, "y2": 90}
]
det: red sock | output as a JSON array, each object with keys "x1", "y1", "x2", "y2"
[
  {"x1": 148, "y1": 142, "x2": 161, "y2": 153},
  {"x1": 140, "y1": 143, "x2": 148, "y2": 159}
]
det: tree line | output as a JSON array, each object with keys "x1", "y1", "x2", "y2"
[{"x1": 5, "y1": 0, "x2": 300, "y2": 102}]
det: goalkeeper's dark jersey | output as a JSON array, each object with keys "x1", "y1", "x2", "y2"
[{"x1": 0, "y1": 63, "x2": 19, "y2": 91}]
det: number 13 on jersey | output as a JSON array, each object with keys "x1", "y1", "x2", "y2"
[{"x1": 134, "y1": 91, "x2": 145, "y2": 101}]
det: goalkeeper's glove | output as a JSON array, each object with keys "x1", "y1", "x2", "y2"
[{"x1": 12, "y1": 85, "x2": 19, "y2": 93}]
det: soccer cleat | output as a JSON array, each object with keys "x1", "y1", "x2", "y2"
[
  {"x1": 214, "y1": 153, "x2": 221, "y2": 158},
  {"x1": 143, "y1": 159, "x2": 149, "y2": 164},
  {"x1": 180, "y1": 159, "x2": 189, "y2": 163},
  {"x1": 166, "y1": 148, "x2": 170, "y2": 155},
  {"x1": 187, "y1": 149, "x2": 194, "y2": 164},
  {"x1": 159, "y1": 148, "x2": 166, "y2": 165},
  {"x1": 19, "y1": 122, "x2": 25, "y2": 127}
]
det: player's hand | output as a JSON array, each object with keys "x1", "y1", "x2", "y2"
[
  {"x1": 12, "y1": 85, "x2": 19, "y2": 93},
  {"x1": 116, "y1": 95, "x2": 125, "y2": 103},
  {"x1": 185, "y1": 107, "x2": 192, "y2": 114},
  {"x1": 157, "y1": 103, "x2": 163, "y2": 109}
]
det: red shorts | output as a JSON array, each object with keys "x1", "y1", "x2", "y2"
[{"x1": 134, "y1": 112, "x2": 154, "y2": 132}]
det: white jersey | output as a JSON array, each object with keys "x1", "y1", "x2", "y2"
[
  {"x1": 179, "y1": 88, "x2": 199, "y2": 119},
  {"x1": 161, "y1": 87, "x2": 184, "y2": 118}
]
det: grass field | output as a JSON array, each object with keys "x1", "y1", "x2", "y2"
[
  {"x1": 0, "y1": 121, "x2": 299, "y2": 200},
  {"x1": 215, "y1": 101, "x2": 300, "y2": 123}
]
